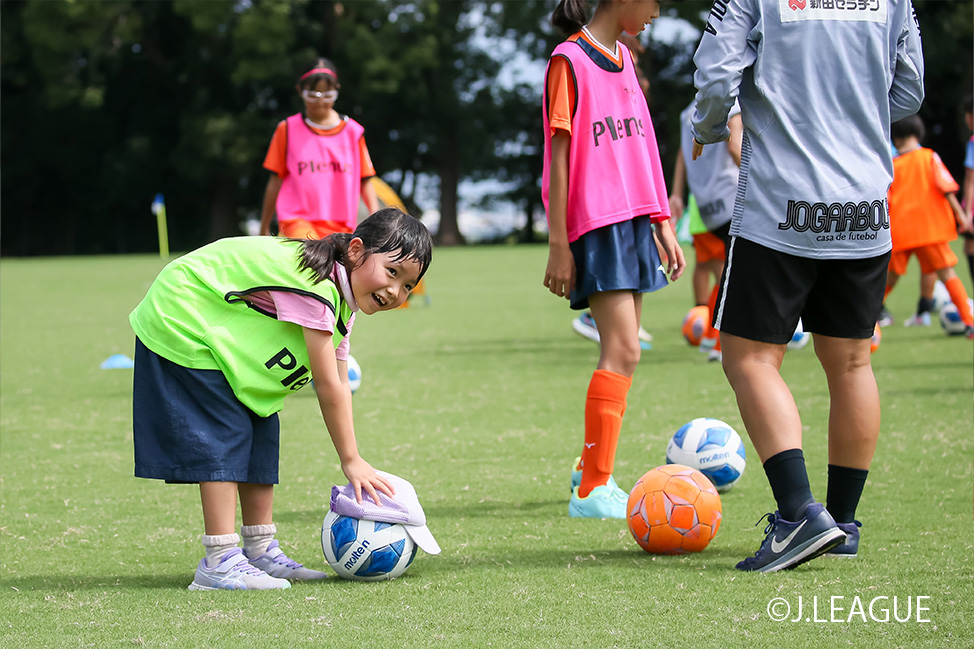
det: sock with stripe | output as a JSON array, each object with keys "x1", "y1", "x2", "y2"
[{"x1": 578, "y1": 369, "x2": 631, "y2": 498}]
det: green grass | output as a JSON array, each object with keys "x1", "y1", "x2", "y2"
[{"x1": 1, "y1": 243, "x2": 972, "y2": 648}]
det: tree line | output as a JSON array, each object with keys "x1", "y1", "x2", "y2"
[{"x1": 1, "y1": 0, "x2": 970, "y2": 256}]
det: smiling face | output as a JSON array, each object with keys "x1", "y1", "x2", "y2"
[
  {"x1": 346, "y1": 238, "x2": 423, "y2": 315},
  {"x1": 621, "y1": 0, "x2": 661, "y2": 34}
]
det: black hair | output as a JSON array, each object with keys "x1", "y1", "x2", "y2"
[
  {"x1": 296, "y1": 208, "x2": 433, "y2": 285},
  {"x1": 964, "y1": 94, "x2": 973, "y2": 115},
  {"x1": 551, "y1": 0, "x2": 592, "y2": 37},
  {"x1": 891, "y1": 114, "x2": 925, "y2": 143},
  {"x1": 297, "y1": 57, "x2": 340, "y2": 91}
]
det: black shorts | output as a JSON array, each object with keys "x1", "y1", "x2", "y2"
[{"x1": 713, "y1": 237, "x2": 891, "y2": 344}]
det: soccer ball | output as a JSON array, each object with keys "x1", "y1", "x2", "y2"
[
  {"x1": 870, "y1": 323, "x2": 882, "y2": 353},
  {"x1": 939, "y1": 301, "x2": 972, "y2": 335},
  {"x1": 627, "y1": 464, "x2": 722, "y2": 554},
  {"x1": 787, "y1": 318, "x2": 810, "y2": 350},
  {"x1": 682, "y1": 306, "x2": 709, "y2": 346},
  {"x1": 346, "y1": 354, "x2": 362, "y2": 393},
  {"x1": 666, "y1": 417, "x2": 746, "y2": 492},
  {"x1": 931, "y1": 280, "x2": 951, "y2": 312},
  {"x1": 321, "y1": 510, "x2": 417, "y2": 581}
]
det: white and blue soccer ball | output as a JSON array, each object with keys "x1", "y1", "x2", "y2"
[
  {"x1": 787, "y1": 319, "x2": 811, "y2": 350},
  {"x1": 939, "y1": 301, "x2": 971, "y2": 336},
  {"x1": 666, "y1": 418, "x2": 747, "y2": 493},
  {"x1": 321, "y1": 510, "x2": 417, "y2": 581},
  {"x1": 346, "y1": 355, "x2": 362, "y2": 394}
]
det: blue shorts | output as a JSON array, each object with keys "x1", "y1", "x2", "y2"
[
  {"x1": 132, "y1": 338, "x2": 281, "y2": 484},
  {"x1": 569, "y1": 215, "x2": 669, "y2": 310}
]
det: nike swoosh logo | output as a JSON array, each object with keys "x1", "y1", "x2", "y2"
[
  {"x1": 584, "y1": 443, "x2": 595, "y2": 449},
  {"x1": 657, "y1": 264, "x2": 665, "y2": 273},
  {"x1": 770, "y1": 520, "x2": 807, "y2": 554}
]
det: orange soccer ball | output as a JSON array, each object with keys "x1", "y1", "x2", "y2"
[
  {"x1": 627, "y1": 464, "x2": 722, "y2": 554},
  {"x1": 870, "y1": 323, "x2": 881, "y2": 353},
  {"x1": 681, "y1": 306, "x2": 709, "y2": 346}
]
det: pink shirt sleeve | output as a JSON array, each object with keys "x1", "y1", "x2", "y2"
[
  {"x1": 247, "y1": 291, "x2": 354, "y2": 361},
  {"x1": 931, "y1": 152, "x2": 959, "y2": 194}
]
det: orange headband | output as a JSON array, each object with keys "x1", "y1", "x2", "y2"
[{"x1": 300, "y1": 68, "x2": 337, "y2": 81}]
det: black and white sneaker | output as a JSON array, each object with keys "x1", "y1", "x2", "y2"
[{"x1": 736, "y1": 502, "x2": 846, "y2": 573}]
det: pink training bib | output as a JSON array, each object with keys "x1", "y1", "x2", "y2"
[
  {"x1": 277, "y1": 113, "x2": 365, "y2": 230},
  {"x1": 542, "y1": 40, "x2": 669, "y2": 243}
]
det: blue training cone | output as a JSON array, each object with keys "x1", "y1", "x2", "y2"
[{"x1": 100, "y1": 354, "x2": 134, "y2": 369}]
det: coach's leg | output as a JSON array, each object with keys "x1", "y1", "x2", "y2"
[
  {"x1": 721, "y1": 333, "x2": 815, "y2": 522},
  {"x1": 816, "y1": 335, "x2": 878, "y2": 525}
]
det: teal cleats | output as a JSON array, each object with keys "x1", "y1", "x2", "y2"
[
  {"x1": 570, "y1": 456, "x2": 624, "y2": 495},
  {"x1": 569, "y1": 483, "x2": 629, "y2": 519}
]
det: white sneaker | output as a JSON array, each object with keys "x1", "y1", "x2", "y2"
[
  {"x1": 248, "y1": 540, "x2": 328, "y2": 581},
  {"x1": 637, "y1": 326, "x2": 654, "y2": 343},
  {"x1": 571, "y1": 312, "x2": 601, "y2": 344},
  {"x1": 707, "y1": 349, "x2": 722, "y2": 363},
  {"x1": 903, "y1": 312, "x2": 931, "y2": 327},
  {"x1": 188, "y1": 548, "x2": 291, "y2": 591}
]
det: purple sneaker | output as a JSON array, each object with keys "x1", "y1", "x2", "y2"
[
  {"x1": 736, "y1": 503, "x2": 846, "y2": 573},
  {"x1": 188, "y1": 548, "x2": 291, "y2": 590},
  {"x1": 248, "y1": 540, "x2": 329, "y2": 581},
  {"x1": 826, "y1": 520, "x2": 861, "y2": 558}
]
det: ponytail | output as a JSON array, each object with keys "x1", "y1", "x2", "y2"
[
  {"x1": 296, "y1": 232, "x2": 353, "y2": 284},
  {"x1": 551, "y1": 0, "x2": 591, "y2": 37}
]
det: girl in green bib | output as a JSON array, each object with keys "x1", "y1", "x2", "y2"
[{"x1": 129, "y1": 208, "x2": 432, "y2": 590}]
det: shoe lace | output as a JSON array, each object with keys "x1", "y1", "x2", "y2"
[
  {"x1": 271, "y1": 552, "x2": 303, "y2": 569},
  {"x1": 232, "y1": 557, "x2": 267, "y2": 576},
  {"x1": 757, "y1": 512, "x2": 777, "y2": 536}
]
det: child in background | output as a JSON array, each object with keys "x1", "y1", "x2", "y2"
[
  {"x1": 130, "y1": 209, "x2": 432, "y2": 590},
  {"x1": 543, "y1": 0, "x2": 685, "y2": 519},
  {"x1": 260, "y1": 57, "x2": 380, "y2": 239},
  {"x1": 570, "y1": 31, "x2": 656, "y2": 351},
  {"x1": 669, "y1": 99, "x2": 743, "y2": 361},
  {"x1": 885, "y1": 115, "x2": 974, "y2": 336}
]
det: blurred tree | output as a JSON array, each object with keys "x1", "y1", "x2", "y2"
[{"x1": 1, "y1": 0, "x2": 970, "y2": 255}]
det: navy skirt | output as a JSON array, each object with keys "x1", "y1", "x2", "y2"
[
  {"x1": 569, "y1": 215, "x2": 669, "y2": 310},
  {"x1": 132, "y1": 338, "x2": 281, "y2": 484}
]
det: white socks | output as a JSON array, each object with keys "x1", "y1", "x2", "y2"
[
  {"x1": 201, "y1": 524, "x2": 277, "y2": 567},
  {"x1": 201, "y1": 532, "x2": 241, "y2": 569},
  {"x1": 241, "y1": 523, "x2": 277, "y2": 560}
]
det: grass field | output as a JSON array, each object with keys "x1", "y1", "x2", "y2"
[{"x1": 1, "y1": 243, "x2": 972, "y2": 648}]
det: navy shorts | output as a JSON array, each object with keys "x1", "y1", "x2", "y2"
[
  {"x1": 569, "y1": 215, "x2": 669, "y2": 310},
  {"x1": 132, "y1": 338, "x2": 281, "y2": 484},
  {"x1": 714, "y1": 237, "x2": 890, "y2": 344}
]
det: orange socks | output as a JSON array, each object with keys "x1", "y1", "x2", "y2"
[
  {"x1": 944, "y1": 276, "x2": 973, "y2": 326},
  {"x1": 579, "y1": 369, "x2": 632, "y2": 498}
]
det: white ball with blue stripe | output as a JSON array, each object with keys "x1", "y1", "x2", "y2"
[
  {"x1": 666, "y1": 418, "x2": 746, "y2": 493},
  {"x1": 346, "y1": 354, "x2": 362, "y2": 394},
  {"x1": 321, "y1": 510, "x2": 417, "y2": 581}
]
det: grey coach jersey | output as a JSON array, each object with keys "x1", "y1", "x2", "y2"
[{"x1": 691, "y1": 0, "x2": 924, "y2": 259}]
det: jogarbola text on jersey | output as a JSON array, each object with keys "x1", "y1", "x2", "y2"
[{"x1": 778, "y1": 199, "x2": 889, "y2": 242}]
